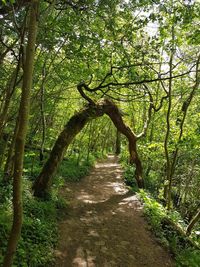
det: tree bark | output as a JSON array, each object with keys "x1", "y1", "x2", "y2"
[
  {"x1": 3, "y1": 1, "x2": 39, "y2": 266},
  {"x1": 3, "y1": 119, "x2": 19, "y2": 183},
  {"x1": 33, "y1": 98, "x2": 144, "y2": 198},
  {"x1": 164, "y1": 24, "x2": 175, "y2": 210},
  {"x1": 115, "y1": 130, "x2": 121, "y2": 155},
  {"x1": 102, "y1": 99, "x2": 144, "y2": 188}
]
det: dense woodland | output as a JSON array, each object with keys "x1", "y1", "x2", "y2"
[{"x1": 0, "y1": 0, "x2": 200, "y2": 266}]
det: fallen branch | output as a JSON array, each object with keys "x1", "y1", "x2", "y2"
[{"x1": 162, "y1": 217, "x2": 200, "y2": 250}]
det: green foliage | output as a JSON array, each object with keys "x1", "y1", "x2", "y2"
[
  {"x1": 1, "y1": 0, "x2": 200, "y2": 264},
  {"x1": 138, "y1": 190, "x2": 166, "y2": 236},
  {"x1": 16, "y1": 216, "x2": 57, "y2": 267},
  {"x1": 119, "y1": 148, "x2": 129, "y2": 165},
  {"x1": 123, "y1": 164, "x2": 138, "y2": 190},
  {"x1": 145, "y1": 170, "x2": 163, "y2": 195},
  {"x1": 138, "y1": 190, "x2": 200, "y2": 266},
  {"x1": 57, "y1": 156, "x2": 95, "y2": 182},
  {"x1": 176, "y1": 249, "x2": 200, "y2": 267},
  {"x1": 0, "y1": 183, "x2": 58, "y2": 267},
  {"x1": 0, "y1": 205, "x2": 12, "y2": 263},
  {"x1": 0, "y1": 180, "x2": 12, "y2": 203},
  {"x1": 139, "y1": 141, "x2": 165, "y2": 195},
  {"x1": 23, "y1": 152, "x2": 44, "y2": 180},
  {"x1": 119, "y1": 149, "x2": 138, "y2": 190},
  {"x1": 23, "y1": 151, "x2": 96, "y2": 184}
]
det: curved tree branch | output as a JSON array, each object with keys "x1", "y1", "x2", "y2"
[
  {"x1": 82, "y1": 69, "x2": 196, "y2": 93},
  {"x1": 77, "y1": 82, "x2": 95, "y2": 105}
]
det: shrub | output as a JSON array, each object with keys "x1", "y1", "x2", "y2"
[
  {"x1": 123, "y1": 164, "x2": 138, "y2": 190},
  {"x1": 57, "y1": 156, "x2": 94, "y2": 182},
  {"x1": 176, "y1": 249, "x2": 200, "y2": 267},
  {"x1": 138, "y1": 190, "x2": 200, "y2": 267}
]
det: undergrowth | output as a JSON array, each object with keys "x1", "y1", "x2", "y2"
[
  {"x1": 119, "y1": 154, "x2": 138, "y2": 191},
  {"x1": 24, "y1": 151, "x2": 96, "y2": 183},
  {"x1": 120, "y1": 150, "x2": 200, "y2": 267},
  {"x1": 0, "y1": 180, "x2": 58, "y2": 266},
  {"x1": 57, "y1": 155, "x2": 95, "y2": 182},
  {"x1": 0, "y1": 153, "x2": 96, "y2": 266},
  {"x1": 138, "y1": 190, "x2": 200, "y2": 267}
]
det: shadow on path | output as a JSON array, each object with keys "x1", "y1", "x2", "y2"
[{"x1": 55, "y1": 155, "x2": 174, "y2": 267}]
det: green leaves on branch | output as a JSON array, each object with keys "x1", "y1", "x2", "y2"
[{"x1": 1, "y1": 0, "x2": 15, "y2": 4}]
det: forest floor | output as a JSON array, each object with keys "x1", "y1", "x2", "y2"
[{"x1": 54, "y1": 155, "x2": 174, "y2": 267}]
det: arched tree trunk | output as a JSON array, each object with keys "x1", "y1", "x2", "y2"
[
  {"x1": 32, "y1": 103, "x2": 104, "y2": 198},
  {"x1": 33, "y1": 99, "x2": 144, "y2": 198},
  {"x1": 103, "y1": 99, "x2": 144, "y2": 188}
]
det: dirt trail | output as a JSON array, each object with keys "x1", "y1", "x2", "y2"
[{"x1": 55, "y1": 155, "x2": 174, "y2": 267}]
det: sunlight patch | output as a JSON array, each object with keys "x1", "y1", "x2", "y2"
[
  {"x1": 73, "y1": 247, "x2": 96, "y2": 267},
  {"x1": 106, "y1": 182, "x2": 128, "y2": 194},
  {"x1": 118, "y1": 195, "x2": 143, "y2": 210},
  {"x1": 95, "y1": 163, "x2": 119, "y2": 168}
]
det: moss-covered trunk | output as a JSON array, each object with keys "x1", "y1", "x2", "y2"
[
  {"x1": 33, "y1": 99, "x2": 144, "y2": 198},
  {"x1": 3, "y1": 1, "x2": 39, "y2": 266},
  {"x1": 103, "y1": 99, "x2": 144, "y2": 188},
  {"x1": 33, "y1": 104, "x2": 104, "y2": 198}
]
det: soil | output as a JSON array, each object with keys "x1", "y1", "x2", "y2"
[{"x1": 54, "y1": 155, "x2": 174, "y2": 267}]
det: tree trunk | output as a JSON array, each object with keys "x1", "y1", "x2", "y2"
[
  {"x1": 39, "y1": 63, "x2": 46, "y2": 162},
  {"x1": 33, "y1": 99, "x2": 144, "y2": 198},
  {"x1": 115, "y1": 130, "x2": 121, "y2": 155},
  {"x1": 3, "y1": 120, "x2": 19, "y2": 183},
  {"x1": 86, "y1": 122, "x2": 92, "y2": 162},
  {"x1": 3, "y1": 1, "x2": 39, "y2": 266},
  {"x1": 33, "y1": 103, "x2": 104, "y2": 198},
  {"x1": 103, "y1": 99, "x2": 144, "y2": 188}
]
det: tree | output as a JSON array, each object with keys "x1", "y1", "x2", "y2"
[
  {"x1": 3, "y1": 1, "x2": 39, "y2": 266},
  {"x1": 33, "y1": 97, "x2": 144, "y2": 198},
  {"x1": 0, "y1": 0, "x2": 200, "y2": 263}
]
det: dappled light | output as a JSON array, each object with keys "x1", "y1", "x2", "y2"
[
  {"x1": 55, "y1": 156, "x2": 173, "y2": 267},
  {"x1": 119, "y1": 195, "x2": 143, "y2": 211},
  {"x1": 1, "y1": 0, "x2": 199, "y2": 265},
  {"x1": 77, "y1": 181, "x2": 128, "y2": 204},
  {"x1": 72, "y1": 247, "x2": 96, "y2": 267}
]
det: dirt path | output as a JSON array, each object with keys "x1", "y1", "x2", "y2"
[{"x1": 55, "y1": 155, "x2": 174, "y2": 267}]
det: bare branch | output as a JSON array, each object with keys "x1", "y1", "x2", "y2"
[
  {"x1": 77, "y1": 82, "x2": 95, "y2": 105},
  {"x1": 85, "y1": 69, "x2": 196, "y2": 92}
]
